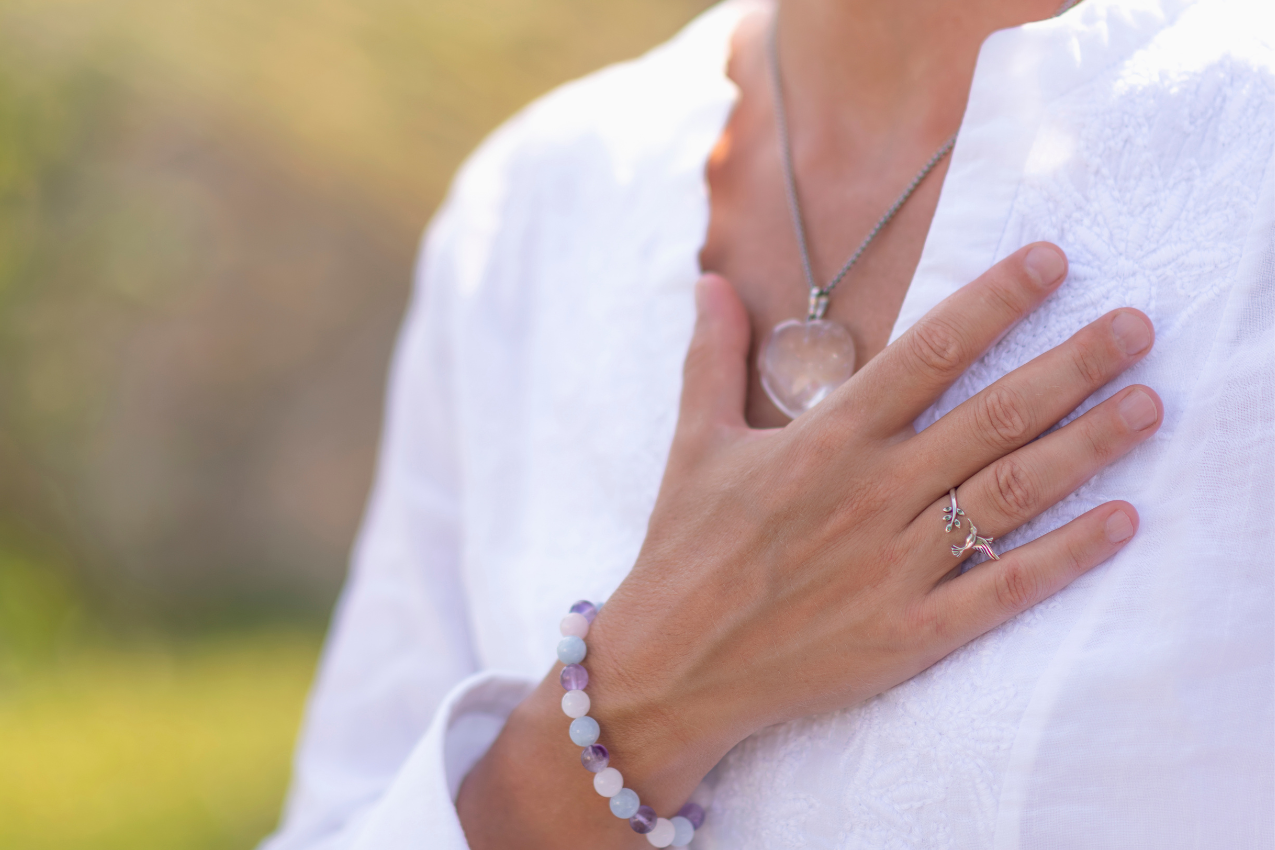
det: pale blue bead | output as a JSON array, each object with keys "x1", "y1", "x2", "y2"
[
  {"x1": 569, "y1": 715, "x2": 600, "y2": 746},
  {"x1": 557, "y1": 635, "x2": 587, "y2": 665},
  {"x1": 670, "y1": 816, "x2": 695, "y2": 846},
  {"x1": 609, "y1": 788, "x2": 640, "y2": 819}
]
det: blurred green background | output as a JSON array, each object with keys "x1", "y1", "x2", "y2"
[{"x1": 0, "y1": 0, "x2": 710, "y2": 846}]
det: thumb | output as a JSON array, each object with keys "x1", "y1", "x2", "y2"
[{"x1": 677, "y1": 273, "x2": 751, "y2": 438}]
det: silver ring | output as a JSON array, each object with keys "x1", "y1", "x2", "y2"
[{"x1": 943, "y1": 488, "x2": 1000, "y2": 560}]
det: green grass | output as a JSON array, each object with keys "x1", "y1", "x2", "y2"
[{"x1": 0, "y1": 630, "x2": 323, "y2": 850}]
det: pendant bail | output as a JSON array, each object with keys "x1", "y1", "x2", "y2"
[{"x1": 807, "y1": 288, "x2": 831, "y2": 321}]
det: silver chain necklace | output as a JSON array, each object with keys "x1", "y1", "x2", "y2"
[
  {"x1": 766, "y1": 21, "x2": 957, "y2": 324},
  {"x1": 758, "y1": 0, "x2": 1082, "y2": 420}
]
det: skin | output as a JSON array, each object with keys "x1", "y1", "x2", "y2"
[{"x1": 458, "y1": 1, "x2": 1162, "y2": 847}]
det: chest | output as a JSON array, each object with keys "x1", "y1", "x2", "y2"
[
  {"x1": 445, "y1": 7, "x2": 1272, "y2": 844},
  {"x1": 701, "y1": 130, "x2": 951, "y2": 428},
  {"x1": 697, "y1": 20, "x2": 958, "y2": 428}
]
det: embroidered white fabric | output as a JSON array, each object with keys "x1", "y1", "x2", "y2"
[{"x1": 260, "y1": 0, "x2": 1274, "y2": 847}]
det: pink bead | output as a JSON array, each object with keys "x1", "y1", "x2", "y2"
[
  {"x1": 559, "y1": 612, "x2": 590, "y2": 638},
  {"x1": 594, "y1": 767, "x2": 623, "y2": 797}
]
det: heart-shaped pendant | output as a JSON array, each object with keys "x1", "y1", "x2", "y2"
[{"x1": 759, "y1": 318, "x2": 857, "y2": 420}]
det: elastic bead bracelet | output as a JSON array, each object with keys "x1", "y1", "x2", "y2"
[{"x1": 556, "y1": 600, "x2": 707, "y2": 847}]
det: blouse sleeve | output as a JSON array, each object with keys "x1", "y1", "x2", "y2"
[{"x1": 258, "y1": 125, "x2": 539, "y2": 850}]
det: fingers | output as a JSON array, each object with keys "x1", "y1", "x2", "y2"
[
  {"x1": 848, "y1": 243, "x2": 1068, "y2": 436},
  {"x1": 908, "y1": 384, "x2": 1161, "y2": 570},
  {"x1": 676, "y1": 274, "x2": 752, "y2": 441},
  {"x1": 925, "y1": 502, "x2": 1137, "y2": 645},
  {"x1": 909, "y1": 309, "x2": 1155, "y2": 492}
]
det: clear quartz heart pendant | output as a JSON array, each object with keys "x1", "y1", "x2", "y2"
[{"x1": 759, "y1": 318, "x2": 857, "y2": 420}]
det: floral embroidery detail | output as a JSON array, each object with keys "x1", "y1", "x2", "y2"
[{"x1": 692, "y1": 28, "x2": 1272, "y2": 850}]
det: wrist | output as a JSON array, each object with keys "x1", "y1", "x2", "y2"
[
  {"x1": 571, "y1": 599, "x2": 743, "y2": 814},
  {"x1": 461, "y1": 595, "x2": 740, "y2": 849}
]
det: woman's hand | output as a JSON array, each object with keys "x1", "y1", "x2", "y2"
[
  {"x1": 459, "y1": 243, "x2": 1159, "y2": 848},
  {"x1": 591, "y1": 242, "x2": 1159, "y2": 796}
]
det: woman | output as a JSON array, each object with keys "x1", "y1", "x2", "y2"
[{"x1": 262, "y1": 0, "x2": 1273, "y2": 847}]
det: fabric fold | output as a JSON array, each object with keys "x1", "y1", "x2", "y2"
[{"x1": 348, "y1": 672, "x2": 536, "y2": 850}]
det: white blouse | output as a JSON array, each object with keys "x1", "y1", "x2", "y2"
[{"x1": 261, "y1": 0, "x2": 1275, "y2": 847}]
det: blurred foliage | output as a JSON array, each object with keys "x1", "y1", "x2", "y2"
[
  {"x1": 0, "y1": 1, "x2": 713, "y2": 846},
  {"x1": 0, "y1": 630, "x2": 321, "y2": 849},
  {"x1": 0, "y1": 0, "x2": 712, "y2": 629},
  {"x1": 0, "y1": 546, "x2": 83, "y2": 670}
]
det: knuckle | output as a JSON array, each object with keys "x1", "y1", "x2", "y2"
[
  {"x1": 795, "y1": 423, "x2": 844, "y2": 470},
  {"x1": 974, "y1": 386, "x2": 1032, "y2": 450},
  {"x1": 1061, "y1": 535, "x2": 1093, "y2": 577},
  {"x1": 907, "y1": 318, "x2": 967, "y2": 378},
  {"x1": 984, "y1": 277, "x2": 1026, "y2": 319},
  {"x1": 906, "y1": 596, "x2": 952, "y2": 645},
  {"x1": 993, "y1": 561, "x2": 1040, "y2": 613},
  {"x1": 776, "y1": 438, "x2": 840, "y2": 506},
  {"x1": 1069, "y1": 338, "x2": 1111, "y2": 386},
  {"x1": 989, "y1": 456, "x2": 1037, "y2": 519},
  {"x1": 896, "y1": 599, "x2": 940, "y2": 647},
  {"x1": 1077, "y1": 416, "x2": 1116, "y2": 464},
  {"x1": 833, "y1": 477, "x2": 894, "y2": 528}
]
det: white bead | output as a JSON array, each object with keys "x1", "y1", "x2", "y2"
[
  {"x1": 561, "y1": 689, "x2": 590, "y2": 718},
  {"x1": 593, "y1": 767, "x2": 623, "y2": 797},
  {"x1": 559, "y1": 612, "x2": 590, "y2": 638},
  {"x1": 669, "y1": 816, "x2": 694, "y2": 846},
  {"x1": 646, "y1": 818, "x2": 676, "y2": 847}
]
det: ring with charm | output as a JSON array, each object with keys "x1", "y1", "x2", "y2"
[{"x1": 943, "y1": 488, "x2": 1000, "y2": 561}]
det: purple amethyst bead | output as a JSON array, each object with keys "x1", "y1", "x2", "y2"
[
  {"x1": 629, "y1": 805, "x2": 657, "y2": 834},
  {"x1": 559, "y1": 663, "x2": 589, "y2": 691},
  {"x1": 677, "y1": 802, "x2": 705, "y2": 830},
  {"x1": 580, "y1": 744, "x2": 609, "y2": 773},
  {"x1": 568, "y1": 599, "x2": 598, "y2": 623}
]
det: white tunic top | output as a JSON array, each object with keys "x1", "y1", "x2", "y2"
[{"x1": 261, "y1": 0, "x2": 1275, "y2": 847}]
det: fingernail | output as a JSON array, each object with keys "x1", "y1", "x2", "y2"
[
  {"x1": 1112, "y1": 311, "x2": 1152, "y2": 356},
  {"x1": 1117, "y1": 388, "x2": 1158, "y2": 431},
  {"x1": 1105, "y1": 509, "x2": 1135, "y2": 543},
  {"x1": 1024, "y1": 245, "x2": 1066, "y2": 289}
]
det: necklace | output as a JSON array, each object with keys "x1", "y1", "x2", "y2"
[
  {"x1": 758, "y1": 0, "x2": 1083, "y2": 419},
  {"x1": 758, "y1": 19, "x2": 955, "y2": 419}
]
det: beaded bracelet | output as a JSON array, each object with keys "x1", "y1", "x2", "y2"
[{"x1": 556, "y1": 600, "x2": 706, "y2": 847}]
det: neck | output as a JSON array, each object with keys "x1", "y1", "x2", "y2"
[{"x1": 775, "y1": 0, "x2": 1064, "y2": 154}]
